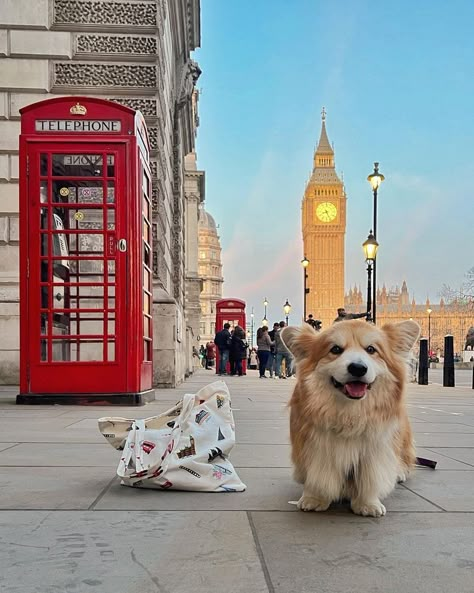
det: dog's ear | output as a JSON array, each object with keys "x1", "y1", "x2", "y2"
[
  {"x1": 281, "y1": 324, "x2": 319, "y2": 360},
  {"x1": 382, "y1": 320, "x2": 420, "y2": 355}
]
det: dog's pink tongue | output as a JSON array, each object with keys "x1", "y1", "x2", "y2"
[{"x1": 344, "y1": 381, "x2": 367, "y2": 398}]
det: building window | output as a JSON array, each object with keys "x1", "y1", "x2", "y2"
[
  {"x1": 210, "y1": 322, "x2": 215, "y2": 335},
  {"x1": 200, "y1": 322, "x2": 206, "y2": 335},
  {"x1": 200, "y1": 251, "x2": 206, "y2": 259}
]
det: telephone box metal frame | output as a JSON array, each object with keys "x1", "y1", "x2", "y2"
[
  {"x1": 215, "y1": 298, "x2": 247, "y2": 375},
  {"x1": 17, "y1": 97, "x2": 154, "y2": 405}
]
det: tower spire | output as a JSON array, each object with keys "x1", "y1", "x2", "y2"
[{"x1": 316, "y1": 107, "x2": 334, "y2": 156}]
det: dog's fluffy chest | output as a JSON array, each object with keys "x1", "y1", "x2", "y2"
[{"x1": 308, "y1": 421, "x2": 398, "y2": 474}]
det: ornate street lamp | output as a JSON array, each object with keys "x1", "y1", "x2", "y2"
[
  {"x1": 362, "y1": 231, "x2": 379, "y2": 322},
  {"x1": 301, "y1": 256, "x2": 309, "y2": 321},
  {"x1": 367, "y1": 162, "x2": 385, "y2": 323},
  {"x1": 262, "y1": 297, "x2": 268, "y2": 326},
  {"x1": 283, "y1": 299, "x2": 292, "y2": 325},
  {"x1": 427, "y1": 307, "x2": 432, "y2": 355}
]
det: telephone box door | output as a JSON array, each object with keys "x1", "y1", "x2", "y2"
[{"x1": 27, "y1": 143, "x2": 129, "y2": 393}]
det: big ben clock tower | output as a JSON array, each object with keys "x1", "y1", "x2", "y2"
[{"x1": 302, "y1": 109, "x2": 346, "y2": 329}]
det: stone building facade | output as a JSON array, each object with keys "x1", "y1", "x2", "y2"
[
  {"x1": 0, "y1": 0, "x2": 202, "y2": 386},
  {"x1": 184, "y1": 150, "x2": 205, "y2": 374},
  {"x1": 345, "y1": 282, "x2": 472, "y2": 355},
  {"x1": 197, "y1": 207, "x2": 224, "y2": 346}
]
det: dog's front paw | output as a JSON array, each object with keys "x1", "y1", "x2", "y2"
[
  {"x1": 397, "y1": 471, "x2": 408, "y2": 483},
  {"x1": 397, "y1": 466, "x2": 411, "y2": 483},
  {"x1": 297, "y1": 495, "x2": 331, "y2": 512},
  {"x1": 351, "y1": 499, "x2": 386, "y2": 517}
]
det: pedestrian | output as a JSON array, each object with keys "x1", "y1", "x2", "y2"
[
  {"x1": 274, "y1": 321, "x2": 294, "y2": 378},
  {"x1": 199, "y1": 344, "x2": 206, "y2": 368},
  {"x1": 205, "y1": 340, "x2": 216, "y2": 369},
  {"x1": 249, "y1": 348, "x2": 258, "y2": 370},
  {"x1": 256, "y1": 325, "x2": 274, "y2": 378},
  {"x1": 230, "y1": 325, "x2": 248, "y2": 376},
  {"x1": 267, "y1": 322, "x2": 279, "y2": 377},
  {"x1": 333, "y1": 307, "x2": 368, "y2": 323},
  {"x1": 214, "y1": 322, "x2": 232, "y2": 375},
  {"x1": 305, "y1": 314, "x2": 322, "y2": 331}
]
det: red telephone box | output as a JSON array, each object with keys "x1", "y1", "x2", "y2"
[
  {"x1": 215, "y1": 298, "x2": 247, "y2": 375},
  {"x1": 17, "y1": 97, "x2": 154, "y2": 405}
]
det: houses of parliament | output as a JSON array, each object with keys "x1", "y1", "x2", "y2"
[{"x1": 302, "y1": 111, "x2": 472, "y2": 355}]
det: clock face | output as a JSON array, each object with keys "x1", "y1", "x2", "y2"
[{"x1": 316, "y1": 202, "x2": 338, "y2": 222}]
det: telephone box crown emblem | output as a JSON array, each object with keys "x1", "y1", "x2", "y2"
[{"x1": 70, "y1": 102, "x2": 87, "y2": 116}]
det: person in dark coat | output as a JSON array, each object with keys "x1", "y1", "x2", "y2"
[
  {"x1": 230, "y1": 325, "x2": 248, "y2": 376},
  {"x1": 333, "y1": 307, "x2": 368, "y2": 323},
  {"x1": 214, "y1": 322, "x2": 232, "y2": 375}
]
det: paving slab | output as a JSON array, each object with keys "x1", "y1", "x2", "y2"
[
  {"x1": 412, "y1": 422, "x2": 474, "y2": 433},
  {"x1": 0, "y1": 442, "x2": 117, "y2": 467},
  {"x1": 250, "y1": 512, "x2": 474, "y2": 593},
  {"x1": 0, "y1": 510, "x2": 268, "y2": 593},
  {"x1": 415, "y1": 447, "x2": 474, "y2": 470},
  {"x1": 426, "y1": 447, "x2": 474, "y2": 467},
  {"x1": 413, "y1": 432, "x2": 474, "y2": 447},
  {"x1": 403, "y1": 470, "x2": 474, "y2": 511},
  {"x1": 0, "y1": 467, "x2": 113, "y2": 509}
]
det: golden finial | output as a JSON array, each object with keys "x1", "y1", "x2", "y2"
[{"x1": 321, "y1": 106, "x2": 326, "y2": 121}]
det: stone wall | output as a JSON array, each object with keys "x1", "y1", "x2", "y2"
[{"x1": 0, "y1": 0, "x2": 201, "y2": 387}]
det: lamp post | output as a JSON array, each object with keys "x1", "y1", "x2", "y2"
[
  {"x1": 362, "y1": 231, "x2": 379, "y2": 322},
  {"x1": 427, "y1": 308, "x2": 432, "y2": 356},
  {"x1": 262, "y1": 298, "x2": 268, "y2": 327},
  {"x1": 367, "y1": 162, "x2": 385, "y2": 324},
  {"x1": 301, "y1": 256, "x2": 309, "y2": 321},
  {"x1": 283, "y1": 299, "x2": 292, "y2": 325}
]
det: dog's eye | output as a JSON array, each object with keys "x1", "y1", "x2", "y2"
[
  {"x1": 330, "y1": 345, "x2": 344, "y2": 355},
  {"x1": 366, "y1": 345, "x2": 377, "y2": 354}
]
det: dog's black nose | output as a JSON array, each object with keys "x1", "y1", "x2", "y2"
[{"x1": 348, "y1": 362, "x2": 368, "y2": 378}]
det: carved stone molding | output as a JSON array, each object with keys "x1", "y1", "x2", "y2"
[
  {"x1": 108, "y1": 97, "x2": 157, "y2": 118},
  {"x1": 53, "y1": 0, "x2": 157, "y2": 31},
  {"x1": 53, "y1": 63, "x2": 157, "y2": 91},
  {"x1": 148, "y1": 126, "x2": 158, "y2": 151},
  {"x1": 75, "y1": 34, "x2": 157, "y2": 59}
]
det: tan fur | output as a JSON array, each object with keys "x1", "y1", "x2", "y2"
[{"x1": 282, "y1": 319, "x2": 420, "y2": 517}]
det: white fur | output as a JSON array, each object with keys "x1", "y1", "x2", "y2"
[{"x1": 297, "y1": 420, "x2": 399, "y2": 517}]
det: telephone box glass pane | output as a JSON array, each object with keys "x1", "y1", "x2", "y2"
[
  {"x1": 40, "y1": 154, "x2": 48, "y2": 176},
  {"x1": 52, "y1": 154, "x2": 114, "y2": 177}
]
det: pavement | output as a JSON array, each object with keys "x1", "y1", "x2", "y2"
[{"x1": 1, "y1": 369, "x2": 474, "y2": 593}]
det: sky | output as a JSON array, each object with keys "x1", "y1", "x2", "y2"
[{"x1": 193, "y1": 0, "x2": 474, "y2": 325}]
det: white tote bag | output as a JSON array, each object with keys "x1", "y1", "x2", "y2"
[{"x1": 98, "y1": 380, "x2": 246, "y2": 492}]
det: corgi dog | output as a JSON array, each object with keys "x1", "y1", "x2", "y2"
[{"x1": 281, "y1": 319, "x2": 420, "y2": 517}]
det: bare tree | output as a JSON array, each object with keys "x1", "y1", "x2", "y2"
[{"x1": 440, "y1": 266, "x2": 474, "y2": 309}]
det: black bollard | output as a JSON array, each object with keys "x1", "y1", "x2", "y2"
[
  {"x1": 472, "y1": 364, "x2": 474, "y2": 390},
  {"x1": 443, "y1": 335, "x2": 455, "y2": 387},
  {"x1": 418, "y1": 338, "x2": 428, "y2": 385}
]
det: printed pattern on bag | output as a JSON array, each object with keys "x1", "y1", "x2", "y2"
[
  {"x1": 195, "y1": 410, "x2": 210, "y2": 425},
  {"x1": 177, "y1": 436, "x2": 196, "y2": 458},
  {"x1": 208, "y1": 447, "x2": 225, "y2": 462},
  {"x1": 179, "y1": 466, "x2": 201, "y2": 478}
]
